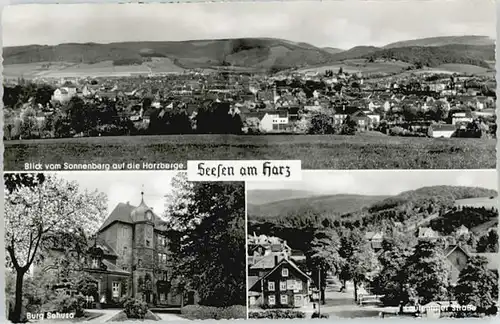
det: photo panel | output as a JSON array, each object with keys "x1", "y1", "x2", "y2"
[
  {"x1": 2, "y1": 0, "x2": 496, "y2": 171},
  {"x1": 4, "y1": 171, "x2": 246, "y2": 322},
  {"x1": 246, "y1": 170, "x2": 498, "y2": 319}
]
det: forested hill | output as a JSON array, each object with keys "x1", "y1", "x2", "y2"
[
  {"x1": 248, "y1": 194, "x2": 388, "y2": 219},
  {"x1": 249, "y1": 186, "x2": 497, "y2": 229},
  {"x1": 4, "y1": 36, "x2": 495, "y2": 70},
  {"x1": 248, "y1": 185, "x2": 497, "y2": 253},
  {"x1": 343, "y1": 186, "x2": 497, "y2": 228}
]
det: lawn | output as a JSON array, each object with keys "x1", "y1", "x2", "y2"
[{"x1": 3, "y1": 134, "x2": 496, "y2": 171}]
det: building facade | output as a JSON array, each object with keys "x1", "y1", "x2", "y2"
[
  {"x1": 249, "y1": 257, "x2": 311, "y2": 308},
  {"x1": 86, "y1": 193, "x2": 194, "y2": 306}
]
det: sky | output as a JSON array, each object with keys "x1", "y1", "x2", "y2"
[
  {"x1": 247, "y1": 170, "x2": 498, "y2": 197},
  {"x1": 2, "y1": 0, "x2": 495, "y2": 49},
  {"x1": 48, "y1": 171, "x2": 179, "y2": 216}
]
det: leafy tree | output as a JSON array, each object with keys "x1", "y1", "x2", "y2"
[
  {"x1": 476, "y1": 230, "x2": 498, "y2": 253},
  {"x1": 340, "y1": 116, "x2": 357, "y2": 135},
  {"x1": 308, "y1": 113, "x2": 334, "y2": 134},
  {"x1": 4, "y1": 173, "x2": 45, "y2": 193},
  {"x1": 75, "y1": 273, "x2": 99, "y2": 298},
  {"x1": 5, "y1": 175, "x2": 107, "y2": 323},
  {"x1": 64, "y1": 97, "x2": 97, "y2": 135},
  {"x1": 373, "y1": 237, "x2": 412, "y2": 307},
  {"x1": 405, "y1": 240, "x2": 450, "y2": 305},
  {"x1": 454, "y1": 256, "x2": 498, "y2": 313},
  {"x1": 166, "y1": 177, "x2": 245, "y2": 307},
  {"x1": 306, "y1": 228, "x2": 342, "y2": 304},
  {"x1": 338, "y1": 229, "x2": 376, "y2": 301}
]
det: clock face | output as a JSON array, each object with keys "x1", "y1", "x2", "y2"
[{"x1": 146, "y1": 210, "x2": 153, "y2": 221}]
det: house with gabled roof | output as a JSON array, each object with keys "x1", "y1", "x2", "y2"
[
  {"x1": 248, "y1": 256, "x2": 311, "y2": 309},
  {"x1": 445, "y1": 245, "x2": 470, "y2": 284}
]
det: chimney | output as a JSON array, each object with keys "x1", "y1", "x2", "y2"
[
  {"x1": 126, "y1": 201, "x2": 130, "y2": 205},
  {"x1": 274, "y1": 255, "x2": 279, "y2": 267}
]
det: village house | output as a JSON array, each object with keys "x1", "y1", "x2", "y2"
[
  {"x1": 451, "y1": 111, "x2": 474, "y2": 126},
  {"x1": 258, "y1": 111, "x2": 290, "y2": 133},
  {"x1": 445, "y1": 245, "x2": 470, "y2": 284},
  {"x1": 427, "y1": 124, "x2": 457, "y2": 138},
  {"x1": 364, "y1": 231, "x2": 384, "y2": 251},
  {"x1": 248, "y1": 256, "x2": 311, "y2": 309},
  {"x1": 52, "y1": 87, "x2": 77, "y2": 103},
  {"x1": 417, "y1": 227, "x2": 440, "y2": 240}
]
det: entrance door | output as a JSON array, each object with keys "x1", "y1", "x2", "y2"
[
  {"x1": 145, "y1": 292, "x2": 151, "y2": 304},
  {"x1": 187, "y1": 291, "x2": 195, "y2": 305},
  {"x1": 294, "y1": 295, "x2": 303, "y2": 307}
]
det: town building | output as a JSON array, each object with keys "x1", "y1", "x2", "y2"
[
  {"x1": 248, "y1": 256, "x2": 311, "y2": 309},
  {"x1": 89, "y1": 192, "x2": 196, "y2": 306}
]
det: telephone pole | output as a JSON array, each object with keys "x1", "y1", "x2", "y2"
[{"x1": 318, "y1": 268, "x2": 321, "y2": 315}]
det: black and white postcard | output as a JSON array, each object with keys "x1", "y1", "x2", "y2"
[
  {"x1": 2, "y1": 0, "x2": 496, "y2": 170},
  {"x1": 247, "y1": 170, "x2": 498, "y2": 319}
]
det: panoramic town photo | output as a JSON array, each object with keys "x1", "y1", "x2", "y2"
[
  {"x1": 4, "y1": 172, "x2": 246, "y2": 323},
  {"x1": 247, "y1": 170, "x2": 498, "y2": 319},
  {"x1": 2, "y1": 0, "x2": 496, "y2": 170}
]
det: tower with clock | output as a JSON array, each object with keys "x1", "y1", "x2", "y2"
[{"x1": 131, "y1": 191, "x2": 155, "y2": 303}]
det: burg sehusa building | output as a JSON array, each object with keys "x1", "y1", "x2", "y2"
[{"x1": 84, "y1": 192, "x2": 197, "y2": 307}]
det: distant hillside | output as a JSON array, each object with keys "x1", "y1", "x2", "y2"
[
  {"x1": 247, "y1": 189, "x2": 317, "y2": 205},
  {"x1": 4, "y1": 36, "x2": 495, "y2": 72},
  {"x1": 248, "y1": 194, "x2": 388, "y2": 219},
  {"x1": 330, "y1": 46, "x2": 380, "y2": 61},
  {"x1": 384, "y1": 35, "x2": 495, "y2": 48},
  {"x1": 368, "y1": 186, "x2": 498, "y2": 214},
  {"x1": 3, "y1": 38, "x2": 335, "y2": 71},
  {"x1": 323, "y1": 47, "x2": 344, "y2": 54},
  {"x1": 362, "y1": 45, "x2": 495, "y2": 68}
]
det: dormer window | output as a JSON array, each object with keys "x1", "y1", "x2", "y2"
[{"x1": 92, "y1": 258, "x2": 99, "y2": 269}]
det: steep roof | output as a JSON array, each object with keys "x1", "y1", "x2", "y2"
[
  {"x1": 444, "y1": 245, "x2": 470, "y2": 258},
  {"x1": 98, "y1": 201, "x2": 165, "y2": 232},
  {"x1": 99, "y1": 203, "x2": 134, "y2": 232},
  {"x1": 249, "y1": 258, "x2": 312, "y2": 291},
  {"x1": 250, "y1": 252, "x2": 287, "y2": 270}
]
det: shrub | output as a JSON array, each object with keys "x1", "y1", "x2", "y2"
[
  {"x1": 122, "y1": 298, "x2": 148, "y2": 319},
  {"x1": 312, "y1": 312, "x2": 330, "y2": 318},
  {"x1": 181, "y1": 305, "x2": 246, "y2": 319},
  {"x1": 248, "y1": 309, "x2": 306, "y2": 319},
  {"x1": 41, "y1": 292, "x2": 86, "y2": 318}
]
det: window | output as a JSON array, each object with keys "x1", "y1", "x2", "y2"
[
  {"x1": 294, "y1": 295, "x2": 302, "y2": 307},
  {"x1": 146, "y1": 239, "x2": 150, "y2": 247},
  {"x1": 138, "y1": 259, "x2": 143, "y2": 268},
  {"x1": 268, "y1": 295, "x2": 276, "y2": 305},
  {"x1": 122, "y1": 266, "x2": 128, "y2": 271},
  {"x1": 158, "y1": 253, "x2": 167, "y2": 264},
  {"x1": 91, "y1": 258, "x2": 99, "y2": 269},
  {"x1": 280, "y1": 281, "x2": 287, "y2": 291},
  {"x1": 268, "y1": 281, "x2": 275, "y2": 291},
  {"x1": 280, "y1": 295, "x2": 288, "y2": 304},
  {"x1": 282, "y1": 268, "x2": 289, "y2": 277},
  {"x1": 112, "y1": 282, "x2": 120, "y2": 298},
  {"x1": 295, "y1": 280, "x2": 303, "y2": 291}
]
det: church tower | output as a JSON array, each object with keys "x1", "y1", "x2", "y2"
[{"x1": 131, "y1": 191, "x2": 155, "y2": 303}]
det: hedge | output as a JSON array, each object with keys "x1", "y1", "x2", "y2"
[{"x1": 181, "y1": 305, "x2": 247, "y2": 319}]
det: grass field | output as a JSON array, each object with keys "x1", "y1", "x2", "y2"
[
  {"x1": 455, "y1": 196, "x2": 498, "y2": 209},
  {"x1": 3, "y1": 134, "x2": 496, "y2": 171}
]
